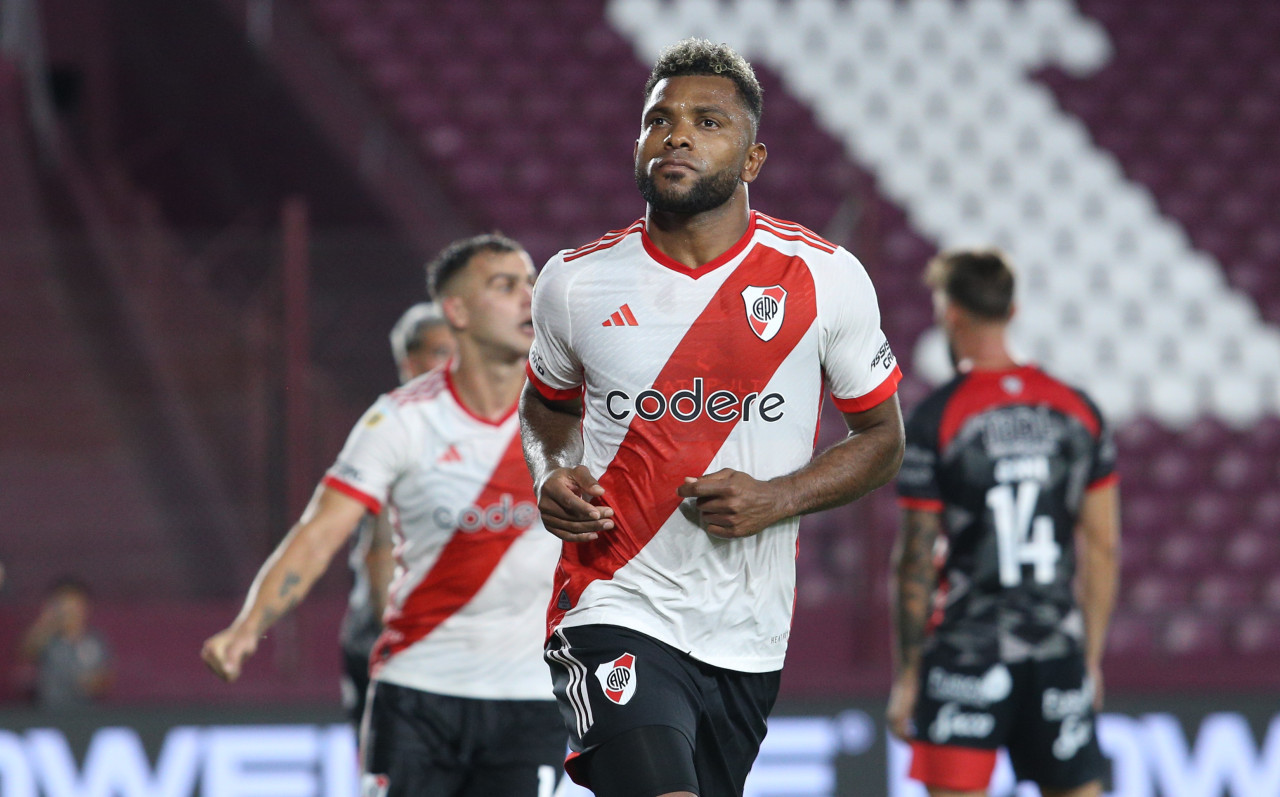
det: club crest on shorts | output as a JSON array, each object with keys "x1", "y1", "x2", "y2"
[
  {"x1": 595, "y1": 652, "x2": 637, "y2": 705},
  {"x1": 741, "y1": 285, "x2": 787, "y2": 341}
]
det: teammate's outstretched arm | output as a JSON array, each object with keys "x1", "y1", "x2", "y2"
[
  {"x1": 1075, "y1": 482, "x2": 1120, "y2": 710},
  {"x1": 887, "y1": 507, "x2": 943, "y2": 741},
  {"x1": 201, "y1": 486, "x2": 368, "y2": 681},
  {"x1": 519, "y1": 382, "x2": 615, "y2": 543},
  {"x1": 678, "y1": 395, "x2": 905, "y2": 539}
]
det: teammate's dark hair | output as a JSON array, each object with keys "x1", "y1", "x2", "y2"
[
  {"x1": 644, "y1": 38, "x2": 763, "y2": 131},
  {"x1": 924, "y1": 249, "x2": 1015, "y2": 321},
  {"x1": 425, "y1": 233, "x2": 524, "y2": 299}
]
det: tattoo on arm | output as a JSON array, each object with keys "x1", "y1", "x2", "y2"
[
  {"x1": 892, "y1": 511, "x2": 941, "y2": 673},
  {"x1": 279, "y1": 572, "x2": 301, "y2": 598}
]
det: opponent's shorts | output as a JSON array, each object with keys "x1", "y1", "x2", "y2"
[
  {"x1": 361, "y1": 681, "x2": 566, "y2": 797},
  {"x1": 545, "y1": 623, "x2": 780, "y2": 797},
  {"x1": 909, "y1": 644, "x2": 1105, "y2": 792}
]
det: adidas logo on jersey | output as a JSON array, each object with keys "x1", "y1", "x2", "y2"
[
  {"x1": 605, "y1": 377, "x2": 785, "y2": 423},
  {"x1": 437, "y1": 444, "x2": 463, "y2": 464},
  {"x1": 601, "y1": 304, "x2": 639, "y2": 327}
]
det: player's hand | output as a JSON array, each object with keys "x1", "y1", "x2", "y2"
[
  {"x1": 536, "y1": 465, "x2": 615, "y2": 543},
  {"x1": 886, "y1": 672, "x2": 919, "y2": 741},
  {"x1": 676, "y1": 469, "x2": 786, "y2": 539},
  {"x1": 201, "y1": 625, "x2": 259, "y2": 682}
]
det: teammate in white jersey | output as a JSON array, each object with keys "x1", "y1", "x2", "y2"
[
  {"x1": 520, "y1": 39, "x2": 905, "y2": 797},
  {"x1": 338, "y1": 302, "x2": 454, "y2": 729},
  {"x1": 203, "y1": 234, "x2": 565, "y2": 797}
]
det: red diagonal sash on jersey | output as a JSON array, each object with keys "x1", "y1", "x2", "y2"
[
  {"x1": 372, "y1": 431, "x2": 533, "y2": 670},
  {"x1": 548, "y1": 244, "x2": 818, "y2": 632}
]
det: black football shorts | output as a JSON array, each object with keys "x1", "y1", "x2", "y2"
[
  {"x1": 361, "y1": 680, "x2": 566, "y2": 797},
  {"x1": 545, "y1": 623, "x2": 780, "y2": 797},
  {"x1": 910, "y1": 641, "x2": 1105, "y2": 791}
]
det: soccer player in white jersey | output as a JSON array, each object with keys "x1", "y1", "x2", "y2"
[
  {"x1": 520, "y1": 39, "x2": 905, "y2": 797},
  {"x1": 338, "y1": 302, "x2": 454, "y2": 730},
  {"x1": 203, "y1": 235, "x2": 566, "y2": 797}
]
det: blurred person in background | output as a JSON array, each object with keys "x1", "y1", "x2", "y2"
[
  {"x1": 339, "y1": 302, "x2": 456, "y2": 728},
  {"x1": 888, "y1": 249, "x2": 1120, "y2": 797},
  {"x1": 19, "y1": 577, "x2": 113, "y2": 709},
  {"x1": 388, "y1": 300, "x2": 457, "y2": 385},
  {"x1": 203, "y1": 234, "x2": 565, "y2": 797},
  {"x1": 522, "y1": 38, "x2": 903, "y2": 797}
]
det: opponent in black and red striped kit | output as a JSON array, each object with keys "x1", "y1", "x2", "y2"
[{"x1": 888, "y1": 249, "x2": 1120, "y2": 797}]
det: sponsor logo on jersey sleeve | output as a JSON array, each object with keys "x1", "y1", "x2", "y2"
[
  {"x1": 530, "y1": 349, "x2": 548, "y2": 377},
  {"x1": 741, "y1": 285, "x2": 787, "y2": 341},
  {"x1": 871, "y1": 340, "x2": 896, "y2": 371},
  {"x1": 363, "y1": 411, "x2": 385, "y2": 427},
  {"x1": 333, "y1": 462, "x2": 363, "y2": 483},
  {"x1": 595, "y1": 652, "x2": 638, "y2": 705}
]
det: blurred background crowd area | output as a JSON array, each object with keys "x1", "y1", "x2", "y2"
[{"x1": 1, "y1": 0, "x2": 1277, "y2": 707}]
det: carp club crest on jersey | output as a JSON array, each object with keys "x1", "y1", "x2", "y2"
[
  {"x1": 742, "y1": 285, "x2": 787, "y2": 341},
  {"x1": 595, "y1": 652, "x2": 638, "y2": 705}
]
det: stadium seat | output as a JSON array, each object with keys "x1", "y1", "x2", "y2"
[
  {"x1": 1161, "y1": 613, "x2": 1227, "y2": 657},
  {"x1": 1193, "y1": 574, "x2": 1256, "y2": 614},
  {"x1": 1233, "y1": 613, "x2": 1280, "y2": 656}
]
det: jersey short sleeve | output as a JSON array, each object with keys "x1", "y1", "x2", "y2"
[
  {"x1": 818, "y1": 250, "x2": 901, "y2": 412},
  {"x1": 896, "y1": 399, "x2": 944, "y2": 511},
  {"x1": 526, "y1": 256, "x2": 584, "y2": 399},
  {"x1": 1080, "y1": 390, "x2": 1118, "y2": 489},
  {"x1": 323, "y1": 397, "x2": 415, "y2": 514}
]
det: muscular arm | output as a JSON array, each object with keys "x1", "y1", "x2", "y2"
[
  {"x1": 201, "y1": 485, "x2": 368, "y2": 681},
  {"x1": 519, "y1": 382, "x2": 614, "y2": 542},
  {"x1": 886, "y1": 507, "x2": 942, "y2": 740},
  {"x1": 679, "y1": 394, "x2": 905, "y2": 538},
  {"x1": 1076, "y1": 482, "x2": 1120, "y2": 706}
]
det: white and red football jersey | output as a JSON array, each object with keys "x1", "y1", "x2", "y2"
[
  {"x1": 526, "y1": 211, "x2": 902, "y2": 673},
  {"x1": 322, "y1": 368, "x2": 560, "y2": 700}
]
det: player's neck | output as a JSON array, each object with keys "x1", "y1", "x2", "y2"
[
  {"x1": 448, "y1": 350, "x2": 525, "y2": 421},
  {"x1": 953, "y1": 329, "x2": 1018, "y2": 372},
  {"x1": 645, "y1": 191, "x2": 751, "y2": 270}
]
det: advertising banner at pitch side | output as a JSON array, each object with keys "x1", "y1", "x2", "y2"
[{"x1": 0, "y1": 697, "x2": 1276, "y2": 796}]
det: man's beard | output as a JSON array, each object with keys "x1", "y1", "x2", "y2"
[{"x1": 636, "y1": 163, "x2": 741, "y2": 215}]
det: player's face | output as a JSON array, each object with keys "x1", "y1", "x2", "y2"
[
  {"x1": 634, "y1": 75, "x2": 766, "y2": 215},
  {"x1": 452, "y1": 250, "x2": 536, "y2": 358},
  {"x1": 400, "y1": 324, "x2": 456, "y2": 382}
]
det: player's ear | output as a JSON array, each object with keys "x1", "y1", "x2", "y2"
[
  {"x1": 943, "y1": 302, "x2": 964, "y2": 332},
  {"x1": 740, "y1": 141, "x2": 767, "y2": 184},
  {"x1": 439, "y1": 294, "x2": 468, "y2": 331}
]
